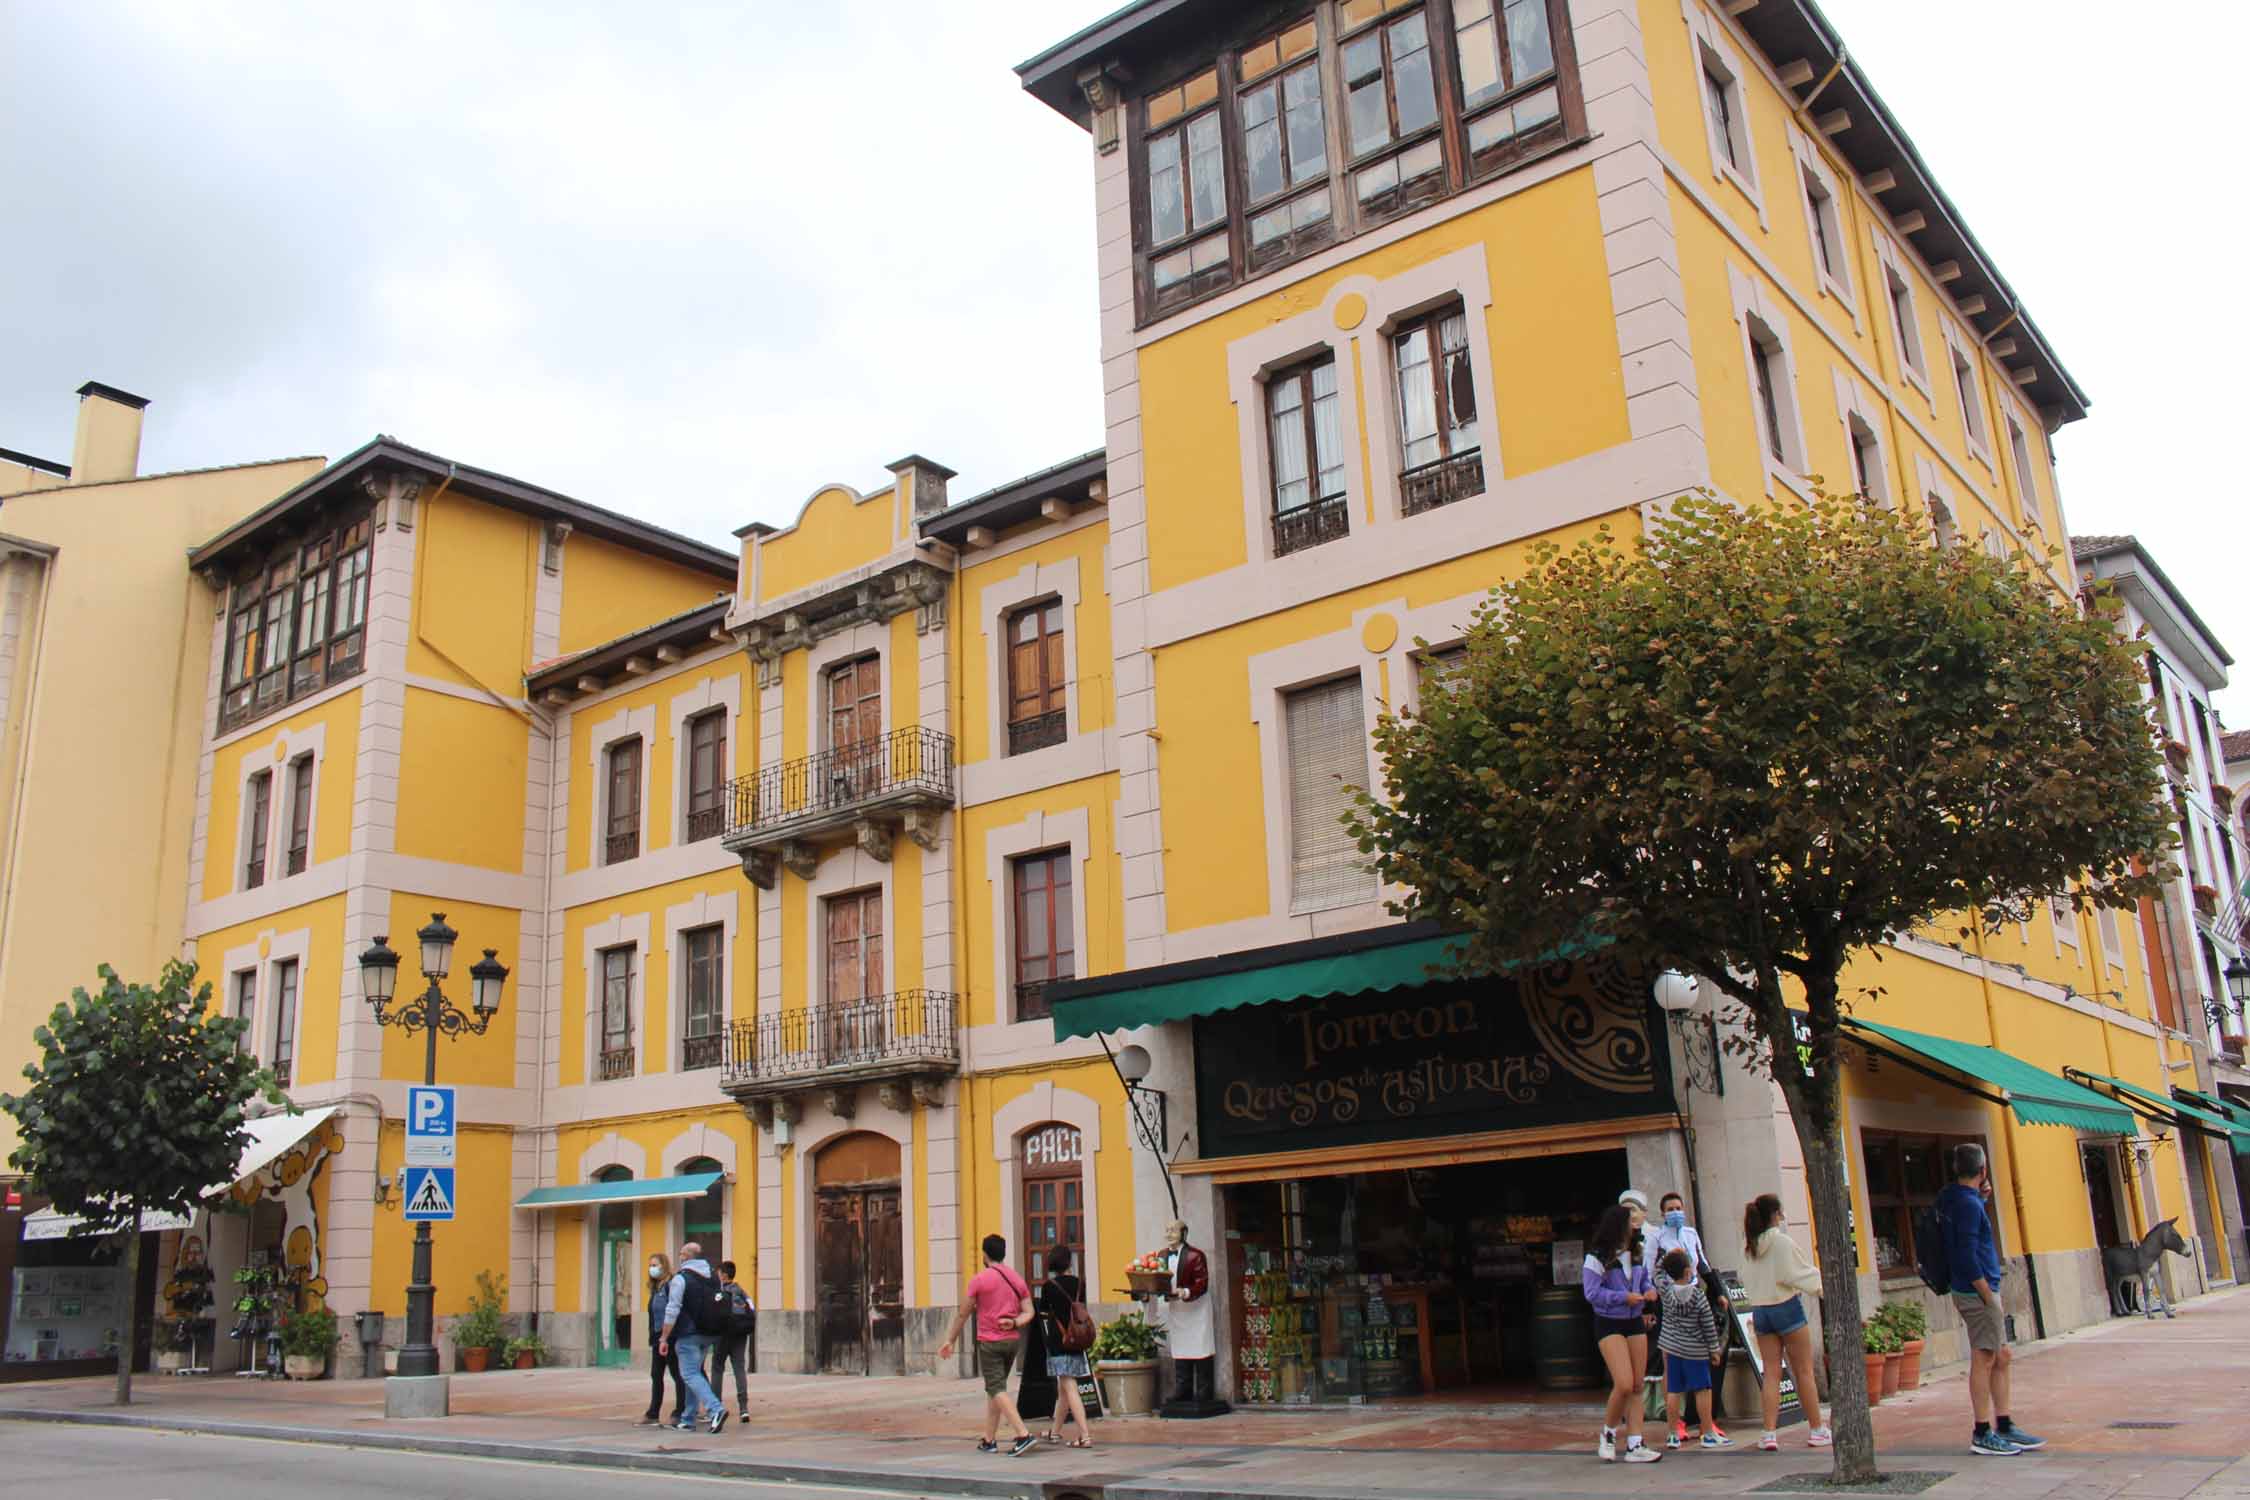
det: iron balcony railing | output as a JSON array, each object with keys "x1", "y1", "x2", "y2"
[
  {"x1": 1007, "y1": 709, "x2": 1067, "y2": 757},
  {"x1": 1399, "y1": 448, "x2": 1485, "y2": 517},
  {"x1": 1272, "y1": 493, "x2": 1350, "y2": 557},
  {"x1": 598, "y1": 1044, "x2": 635, "y2": 1081},
  {"x1": 681, "y1": 1031, "x2": 724, "y2": 1071},
  {"x1": 722, "y1": 727, "x2": 954, "y2": 840},
  {"x1": 720, "y1": 990, "x2": 959, "y2": 1089}
]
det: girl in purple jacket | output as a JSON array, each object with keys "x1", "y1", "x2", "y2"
[{"x1": 1582, "y1": 1202, "x2": 1660, "y2": 1462}]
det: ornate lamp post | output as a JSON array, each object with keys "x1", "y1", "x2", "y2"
[{"x1": 359, "y1": 914, "x2": 507, "y2": 1381}]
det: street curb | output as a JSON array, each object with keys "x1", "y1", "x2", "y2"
[{"x1": 0, "y1": 1407, "x2": 1042, "y2": 1499}]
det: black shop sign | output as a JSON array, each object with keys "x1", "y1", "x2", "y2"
[{"x1": 1192, "y1": 961, "x2": 1676, "y2": 1158}]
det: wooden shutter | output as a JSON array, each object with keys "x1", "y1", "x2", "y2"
[{"x1": 1285, "y1": 676, "x2": 1376, "y2": 912}]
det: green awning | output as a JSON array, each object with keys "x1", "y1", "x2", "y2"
[
  {"x1": 515, "y1": 1171, "x2": 721, "y2": 1212},
  {"x1": 1843, "y1": 1018, "x2": 2135, "y2": 1134},
  {"x1": 1048, "y1": 925, "x2": 1604, "y2": 1041},
  {"x1": 2174, "y1": 1087, "x2": 2250, "y2": 1133},
  {"x1": 2076, "y1": 1073, "x2": 2250, "y2": 1157}
]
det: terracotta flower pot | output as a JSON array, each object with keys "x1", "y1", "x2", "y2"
[
  {"x1": 1862, "y1": 1352, "x2": 1886, "y2": 1406},
  {"x1": 460, "y1": 1346, "x2": 490, "y2": 1373},
  {"x1": 1880, "y1": 1350, "x2": 1902, "y2": 1398},
  {"x1": 1897, "y1": 1338, "x2": 1925, "y2": 1389},
  {"x1": 513, "y1": 1352, "x2": 536, "y2": 1369}
]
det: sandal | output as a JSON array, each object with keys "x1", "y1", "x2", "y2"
[{"x1": 1067, "y1": 1438, "x2": 1093, "y2": 1449}]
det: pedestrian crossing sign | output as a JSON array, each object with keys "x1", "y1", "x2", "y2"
[{"x1": 403, "y1": 1166, "x2": 456, "y2": 1222}]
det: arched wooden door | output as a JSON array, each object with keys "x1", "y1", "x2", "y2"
[{"x1": 814, "y1": 1133, "x2": 903, "y2": 1376}]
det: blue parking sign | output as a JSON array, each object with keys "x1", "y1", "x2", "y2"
[
  {"x1": 405, "y1": 1085, "x2": 456, "y2": 1166},
  {"x1": 402, "y1": 1166, "x2": 455, "y2": 1221}
]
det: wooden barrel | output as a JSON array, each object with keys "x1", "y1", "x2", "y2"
[{"x1": 1530, "y1": 1285, "x2": 1603, "y2": 1390}]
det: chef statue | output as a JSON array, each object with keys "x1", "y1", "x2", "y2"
[{"x1": 1159, "y1": 1218, "x2": 1228, "y2": 1415}]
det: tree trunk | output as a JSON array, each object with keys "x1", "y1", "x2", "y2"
[
  {"x1": 115, "y1": 1207, "x2": 141, "y2": 1406},
  {"x1": 1794, "y1": 1114, "x2": 1877, "y2": 1482}
]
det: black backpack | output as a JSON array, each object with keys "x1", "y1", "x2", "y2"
[
  {"x1": 720, "y1": 1281, "x2": 757, "y2": 1339},
  {"x1": 1914, "y1": 1201, "x2": 1952, "y2": 1296},
  {"x1": 675, "y1": 1267, "x2": 721, "y2": 1336}
]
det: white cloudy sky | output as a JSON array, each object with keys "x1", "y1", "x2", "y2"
[{"x1": 5, "y1": 2, "x2": 2244, "y2": 715}]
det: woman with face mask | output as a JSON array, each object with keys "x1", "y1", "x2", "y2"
[
  {"x1": 637, "y1": 1252, "x2": 689, "y2": 1427},
  {"x1": 1641, "y1": 1191, "x2": 1730, "y2": 1446}
]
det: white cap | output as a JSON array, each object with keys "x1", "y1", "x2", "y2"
[{"x1": 1618, "y1": 1188, "x2": 1650, "y2": 1211}]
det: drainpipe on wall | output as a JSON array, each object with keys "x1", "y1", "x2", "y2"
[{"x1": 526, "y1": 699, "x2": 561, "y2": 1334}]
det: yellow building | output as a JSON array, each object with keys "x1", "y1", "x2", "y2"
[
  {"x1": 174, "y1": 437, "x2": 734, "y2": 1372},
  {"x1": 1, "y1": 383, "x2": 323, "y2": 1161},
  {"x1": 1007, "y1": 0, "x2": 2229, "y2": 1400}
]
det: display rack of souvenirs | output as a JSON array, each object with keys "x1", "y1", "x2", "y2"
[{"x1": 1236, "y1": 1270, "x2": 1314, "y2": 1404}]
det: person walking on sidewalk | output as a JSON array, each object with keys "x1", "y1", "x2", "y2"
[
  {"x1": 657, "y1": 1241, "x2": 729, "y2": 1434},
  {"x1": 1583, "y1": 1203, "x2": 1661, "y2": 1463},
  {"x1": 1039, "y1": 1245, "x2": 1094, "y2": 1449},
  {"x1": 937, "y1": 1233, "x2": 1038, "y2": 1457},
  {"x1": 706, "y1": 1258, "x2": 755, "y2": 1424},
  {"x1": 638, "y1": 1252, "x2": 687, "y2": 1428},
  {"x1": 1741, "y1": 1195, "x2": 1829, "y2": 1453},
  {"x1": 1656, "y1": 1248, "x2": 1732, "y2": 1450},
  {"x1": 1940, "y1": 1143, "x2": 2045, "y2": 1457}
]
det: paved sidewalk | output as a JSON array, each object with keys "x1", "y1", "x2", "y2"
[{"x1": 4, "y1": 1286, "x2": 2244, "y2": 1499}]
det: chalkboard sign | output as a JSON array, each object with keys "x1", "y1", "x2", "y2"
[
  {"x1": 1722, "y1": 1271, "x2": 1799, "y2": 1422},
  {"x1": 1193, "y1": 961, "x2": 1674, "y2": 1158}
]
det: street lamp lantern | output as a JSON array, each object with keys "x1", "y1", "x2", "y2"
[
  {"x1": 1653, "y1": 970, "x2": 1702, "y2": 1016},
  {"x1": 417, "y1": 912, "x2": 458, "y2": 980},
  {"x1": 366, "y1": 912, "x2": 504, "y2": 1391},
  {"x1": 359, "y1": 935, "x2": 401, "y2": 1007},
  {"x1": 468, "y1": 948, "x2": 509, "y2": 1019},
  {"x1": 2225, "y1": 955, "x2": 2250, "y2": 1012}
]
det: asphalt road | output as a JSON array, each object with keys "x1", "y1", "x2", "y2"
[{"x1": 5, "y1": 1423, "x2": 944, "y2": 1500}]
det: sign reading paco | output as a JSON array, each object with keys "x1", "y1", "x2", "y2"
[{"x1": 1192, "y1": 961, "x2": 1675, "y2": 1158}]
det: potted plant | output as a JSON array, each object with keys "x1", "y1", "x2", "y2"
[
  {"x1": 154, "y1": 1319, "x2": 185, "y2": 1375},
  {"x1": 2194, "y1": 884, "x2": 2221, "y2": 918},
  {"x1": 505, "y1": 1332, "x2": 551, "y2": 1370},
  {"x1": 1879, "y1": 1300, "x2": 1928, "y2": 1389},
  {"x1": 454, "y1": 1270, "x2": 508, "y2": 1373},
  {"x1": 280, "y1": 1305, "x2": 338, "y2": 1380},
  {"x1": 2165, "y1": 739, "x2": 2192, "y2": 773},
  {"x1": 2215, "y1": 783, "x2": 2236, "y2": 815},
  {"x1": 1860, "y1": 1318, "x2": 1898, "y2": 1406},
  {"x1": 1090, "y1": 1310, "x2": 1161, "y2": 1415}
]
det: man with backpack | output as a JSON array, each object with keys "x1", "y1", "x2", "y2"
[
  {"x1": 706, "y1": 1258, "x2": 755, "y2": 1424},
  {"x1": 1922, "y1": 1143, "x2": 2046, "y2": 1457},
  {"x1": 656, "y1": 1240, "x2": 729, "y2": 1434}
]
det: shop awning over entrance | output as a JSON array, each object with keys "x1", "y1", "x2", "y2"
[
  {"x1": 1841, "y1": 1018, "x2": 2135, "y2": 1134},
  {"x1": 2071, "y1": 1071, "x2": 2250, "y2": 1156},
  {"x1": 2173, "y1": 1086, "x2": 2250, "y2": 1144},
  {"x1": 205, "y1": 1105, "x2": 339, "y2": 1197},
  {"x1": 514, "y1": 1171, "x2": 722, "y2": 1211},
  {"x1": 1046, "y1": 920, "x2": 1600, "y2": 1041}
]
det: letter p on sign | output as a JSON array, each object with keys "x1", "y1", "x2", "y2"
[{"x1": 404, "y1": 1085, "x2": 456, "y2": 1167}]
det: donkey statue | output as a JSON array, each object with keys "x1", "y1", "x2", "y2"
[{"x1": 2104, "y1": 1217, "x2": 2193, "y2": 1319}]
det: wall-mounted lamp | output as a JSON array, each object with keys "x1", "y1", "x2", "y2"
[
  {"x1": 1102, "y1": 1039, "x2": 1178, "y2": 1216},
  {"x1": 1653, "y1": 971, "x2": 1725, "y2": 1097}
]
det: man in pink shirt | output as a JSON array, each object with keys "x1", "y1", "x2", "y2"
[{"x1": 938, "y1": 1233, "x2": 1036, "y2": 1456}]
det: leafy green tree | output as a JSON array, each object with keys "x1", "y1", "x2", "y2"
[
  {"x1": 1, "y1": 960, "x2": 285, "y2": 1405},
  {"x1": 1349, "y1": 491, "x2": 2170, "y2": 1481}
]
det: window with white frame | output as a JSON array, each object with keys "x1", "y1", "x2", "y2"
[
  {"x1": 1011, "y1": 849, "x2": 1076, "y2": 1023},
  {"x1": 684, "y1": 710, "x2": 727, "y2": 843},
  {"x1": 2097, "y1": 905, "x2": 2126, "y2": 968},
  {"x1": 243, "y1": 769, "x2": 273, "y2": 890},
  {"x1": 1393, "y1": 303, "x2": 1485, "y2": 514},
  {"x1": 1847, "y1": 414, "x2": 1886, "y2": 504},
  {"x1": 1928, "y1": 497, "x2": 1959, "y2": 550},
  {"x1": 1884, "y1": 259, "x2": 1926, "y2": 383},
  {"x1": 598, "y1": 944, "x2": 635, "y2": 1079},
  {"x1": 2005, "y1": 416, "x2": 2043, "y2": 531},
  {"x1": 1284, "y1": 676, "x2": 1376, "y2": 913},
  {"x1": 680, "y1": 925, "x2": 724, "y2": 1070},
  {"x1": 2050, "y1": 891, "x2": 2077, "y2": 947},
  {"x1": 1742, "y1": 312, "x2": 1801, "y2": 472},
  {"x1": 1268, "y1": 355, "x2": 1350, "y2": 556},
  {"x1": 1949, "y1": 339, "x2": 1990, "y2": 455},
  {"x1": 604, "y1": 736, "x2": 642, "y2": 865},
  {"x1": 1801, "y1": 161, "x2": 1849, "y2": 295},
  {"x1": 283, "y1": 753, "x2": 314, "y2": 877},
  {"x1": 271, "y1": 958, "x2": 298, "y2": 1088},
  {"x1": 231, "y1": 969, "x2": 256, "y2": 1045},
  {"x1": 1698, "y1": 43, "x2": 1754, "y2": 194}
]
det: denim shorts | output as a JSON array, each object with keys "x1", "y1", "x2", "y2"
[{"x1": 1750, "y1": 1295, "x2": 1806, "y2": 1337}]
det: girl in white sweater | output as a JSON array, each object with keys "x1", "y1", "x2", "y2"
[{"x1": 1741, "y1": 1194, "x2": 1829, "y2": 1451}]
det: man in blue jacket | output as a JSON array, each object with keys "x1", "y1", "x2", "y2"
[{"x1": 1940, "y1": 1143, "x2": 2044, "y2": 1456}]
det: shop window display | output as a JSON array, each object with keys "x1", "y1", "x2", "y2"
[{"x1": 1225, "y1": 1148, "x2": 1629, "y2": 1403}]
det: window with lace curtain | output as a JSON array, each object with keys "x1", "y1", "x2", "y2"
[
  {"x1": 1285, "y1": 676, "x2": 1376, "y2": 913},
  {"x1": 1393, "y1": 304, "x2": 1484, "y2": 514},
  {"x1": 1268, "y1": 355, "x2": 1349, "y2": 555}
]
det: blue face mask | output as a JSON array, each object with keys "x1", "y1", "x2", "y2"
[{"x1": 1664, "y1": 1210, "x2": 1686, "y2": 1231}]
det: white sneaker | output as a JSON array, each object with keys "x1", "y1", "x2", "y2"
[
  {"x1": 1598, "y1": 1428, "x2": 1617, "y2": 1462},
  {"x1": 1623, "y1": 1441, "x2": 1664, "y2": 1463},
  {"x1": 1806, "y1": 1427, "x2": 1833, "y2": 1448}
]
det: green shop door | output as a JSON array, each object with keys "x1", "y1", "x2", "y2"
[{"x1": 597, "y1": 1181, "x2": 636, "y2": 1368}]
